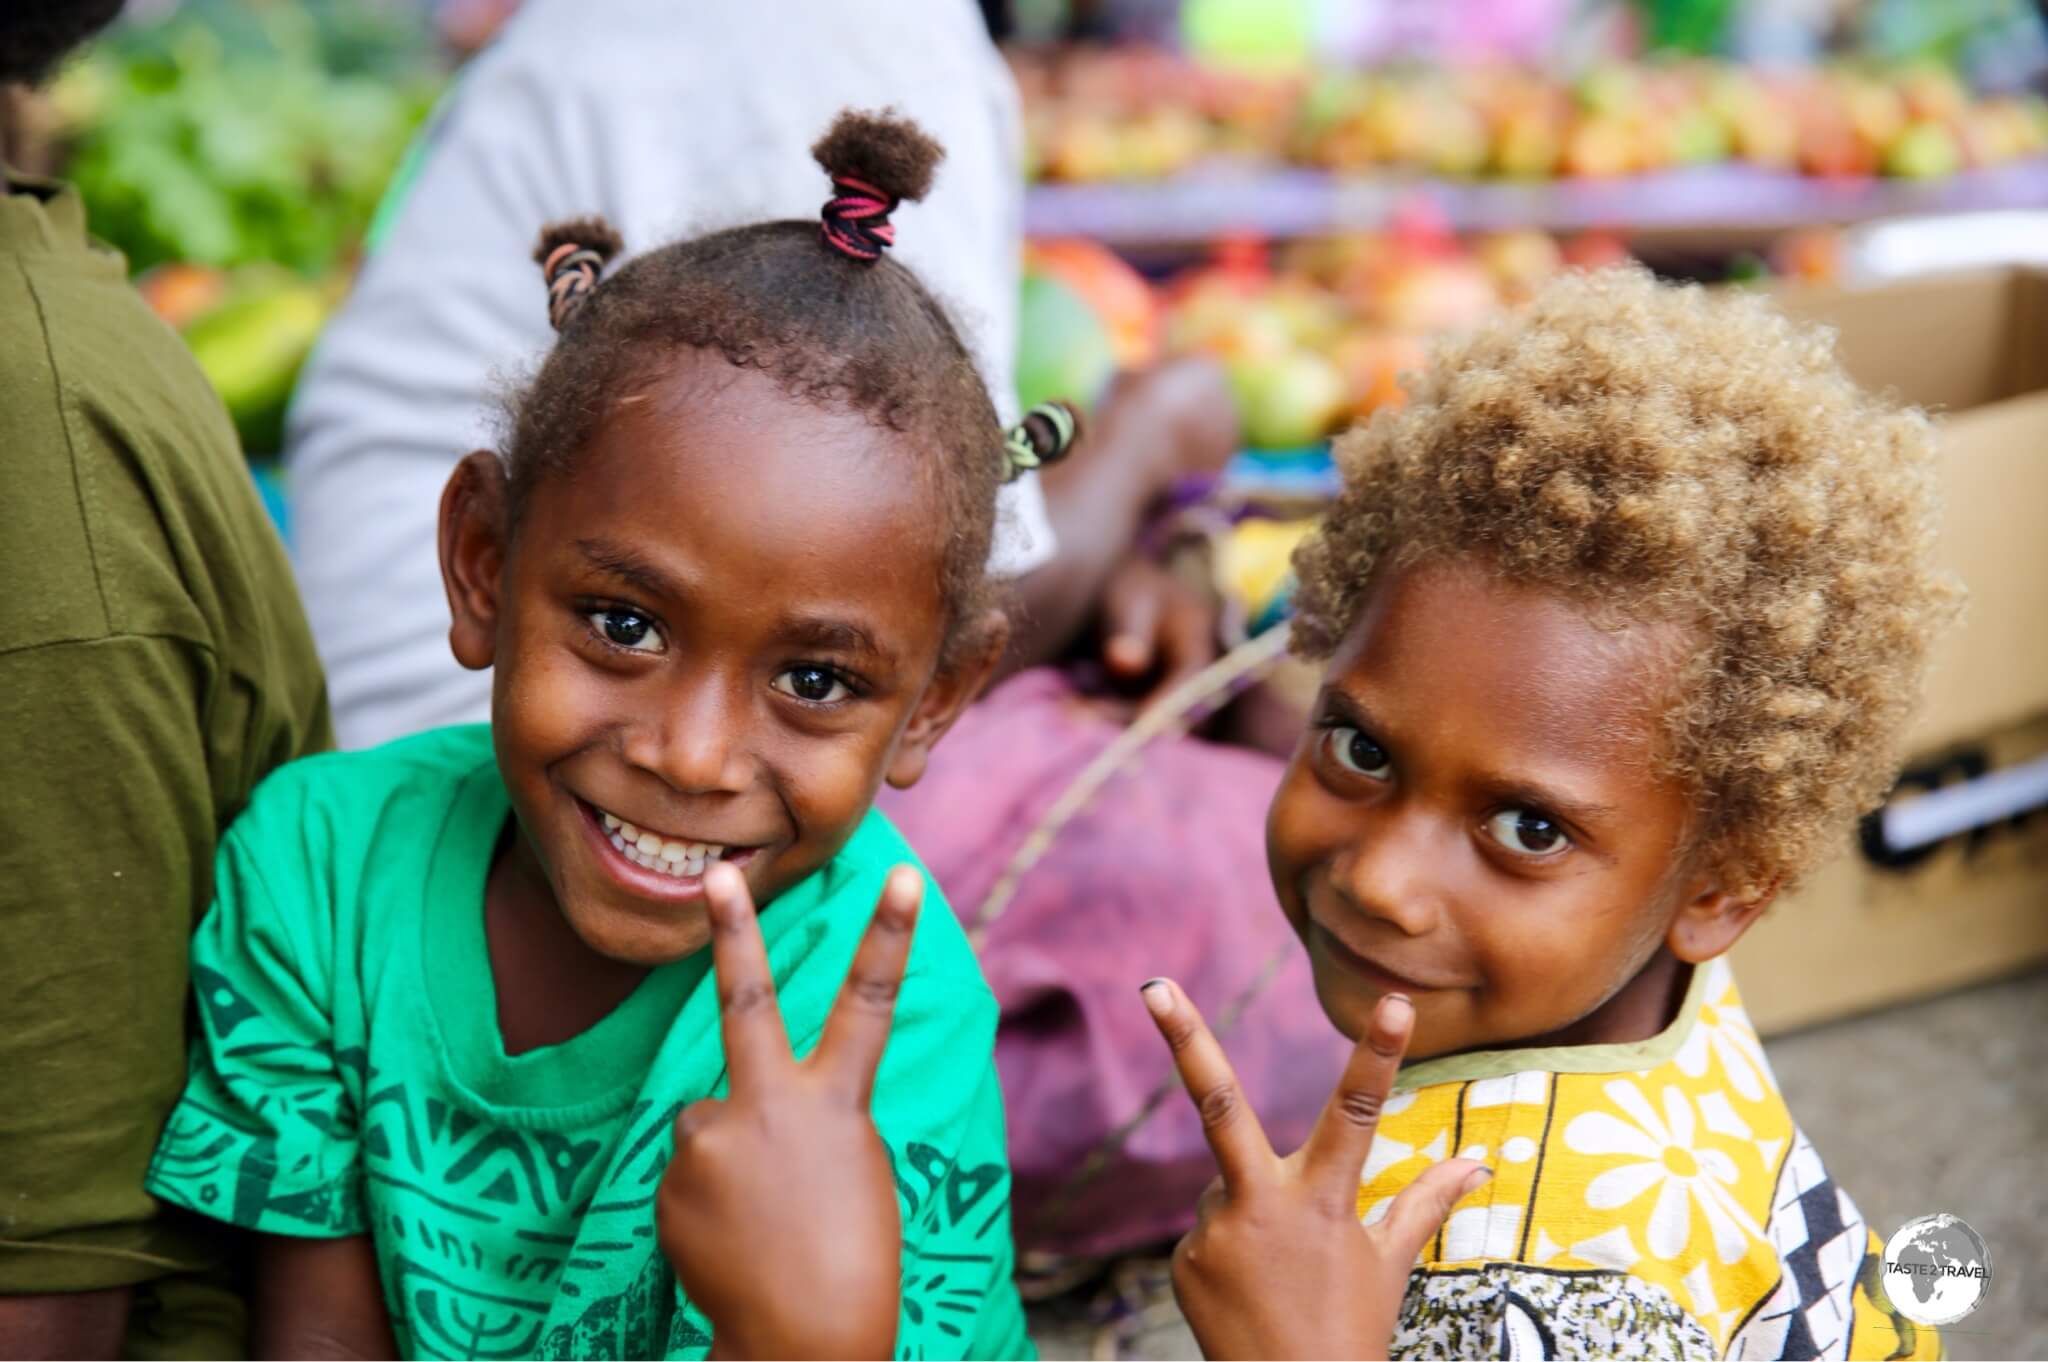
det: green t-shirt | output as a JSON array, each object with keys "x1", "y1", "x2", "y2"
[
  {"x1": 145, "y1": 725, "x2": 1030, "y2": 1361},
  {"x1": 0, "y1": 171, "x2": 331, "y2": 1353}
]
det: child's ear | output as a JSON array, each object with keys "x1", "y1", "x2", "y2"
[
  {"x1": 439, "y1": 451, "x2": 512, "y2": 672},
  {"x1": 1666, "y1": 873, "x2": 1779, "y2": 964},
  {"x1": 885, "y1": 609, "x2": 1011, "y2": 790}
]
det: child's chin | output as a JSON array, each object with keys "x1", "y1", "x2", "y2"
[
  {"x1": 563, "y1": 900, "x2": 715, "y2": 967},
  {"x1": 1313, "y1": 971, "x2": 1458, "y2": 1061}
]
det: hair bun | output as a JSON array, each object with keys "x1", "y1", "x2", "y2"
[
  {"x1": 533, "y1": 216, "x2": 625, "y2": 330},
  {"x1": 813, "y1": 108, "x2": 944, "y2": 263}
]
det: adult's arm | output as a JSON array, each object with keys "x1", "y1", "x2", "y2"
[{"x1": 1002, "y1": 358, "x2": 1240, "y2": 675}]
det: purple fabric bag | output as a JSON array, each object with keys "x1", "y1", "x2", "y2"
[{"x1": 877, "y1": 667, "x2": 1350, "y2": 1260}]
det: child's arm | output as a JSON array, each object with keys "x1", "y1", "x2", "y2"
[
  {"x1": 251, "y1": 1233, "x2": 397, "y2": 1360},
  {"x1": 656, "y1": 863, "x2": 922, "y2": 1360},
  {"x1": 1142, "y1": 981, "x2": 1492, "y2": 1360}
]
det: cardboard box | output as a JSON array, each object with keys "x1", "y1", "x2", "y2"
[
  {"x1": 1774, "y1": 267, "x2": 2048, "y2": 754},
  {"x1": 1735, "y1": 713, "x2": 2048, "y2": 1035},
  {"x1": 1738, "y1": 267, "x2": 2048, "y2": 1033}
]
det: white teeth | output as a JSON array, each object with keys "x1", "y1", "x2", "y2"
[{"x1": 597, "y1": 807, "x2": 729, "y2": 880}]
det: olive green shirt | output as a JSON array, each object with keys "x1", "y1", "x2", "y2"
[{"x1": 0, "y1": 172, "x2": 331, "y2": 1356}]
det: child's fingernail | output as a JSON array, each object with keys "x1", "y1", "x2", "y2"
[
  {"x1": 1380, "y1": 993, "x2": 1414, "y2": 1029},
  {"x1": 1464, "y1": 1167, "x2": 1494, "y2": 1193},
  {"x1": 1140, "y1": 979, "x2": 1174, "y2": 1017}
]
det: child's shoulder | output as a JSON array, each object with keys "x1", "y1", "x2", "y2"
[
  {"x1": 237, "y1": 723, "x2": 494, "y2": 816},
  {"x1": 225, "y1": 723, "x2": 497, "y2": 869}
]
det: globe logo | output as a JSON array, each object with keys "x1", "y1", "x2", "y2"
[{"x1": 1881, "y1": 1213, "x2": 1992, "y2": 1326}]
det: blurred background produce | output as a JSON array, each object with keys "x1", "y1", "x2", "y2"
[
  {"x1": 28, "y1": 0, "x2": 2048, "y2": 464},
  {"x1": 37, "y1": 0, "x2": 448, "y2": 455}
]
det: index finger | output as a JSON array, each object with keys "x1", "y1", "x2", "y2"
[
  {"x1": 812, "y1": 865, "x2": 924, "y2": 1103},
  {"x1": 1300, "y1": 992, "x2": 1416, "y2": 1195},
  {"x1": 704, "y1": 861, "x2": 794, "y2": 1093},
  {"x1": 1140, "y1": 978, "x2": 1277, "y2": 1191}
]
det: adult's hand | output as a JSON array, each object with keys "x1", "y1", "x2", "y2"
[
  {"x1": 1142, "y1": 981, "x2": 1491, "y2": 1360},
  {"x1": 1006, "y1": 357, "x2": 1240, "y2": 677},
  {"x1": 1099, "y1": 555, "x2": 1222, "y2": 712},
  {"x1": 657, "y1": 863, "x2": 923, "y2": 1360}
]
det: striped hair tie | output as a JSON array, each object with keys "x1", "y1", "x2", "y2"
[
  {"x1": 543, "y1": 243, "x2": 609, "y2": 330},
  {"x1": 1004, "y1": 400, "x2": 1082, "y2": 482},
  {"x1": 820, "y1": 174, "x2": 900, "y2": 263}
]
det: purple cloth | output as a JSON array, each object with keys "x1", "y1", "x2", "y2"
[{"x1": 878, "y1": 668, "x2": 1350, "y2": 1258}]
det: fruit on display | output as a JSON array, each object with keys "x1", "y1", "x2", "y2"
[
  {"x1": 1024, "y1": 239, "x2": 1161, "y2": 367},
  {"x1": 1015, "y1": 270, "x2": 1119, "y2": 412},
  {"x1": 159, "y1": 265, "x2": 338, "y2": 455},
  {"x1": 1017, "y1": 49, "x2": 2048, "y2": 184},
  {"x1": 1140, "y1": 219, "x2": 1598, "y2": 448}
]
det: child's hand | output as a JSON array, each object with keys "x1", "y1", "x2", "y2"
[
  {"x1": 658, "y1": 862, "x2": 923, "y2": 1360},
  {"x1": 1142, "y1": 981, "x2": 1491, "y2": 1361}
]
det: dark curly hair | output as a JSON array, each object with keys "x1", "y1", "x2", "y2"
[
  {"x1": 500, "y1": 109, "x2": 1008, "y2": 665},
  {"x1": 1292, "y1": 267, "x2": 1962, "y2": 898},
  {"x1": 0, "y1": 0, "x2": 125, "y2": 86}
]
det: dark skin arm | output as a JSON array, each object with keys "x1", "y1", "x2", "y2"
[
  {"x1": 0, "y1": 1288, "x2": 130, "y2": 1360},
  {"x1": 1001, "y1": 358, "x2": 1239, "y2": 681},
  {"x1": 250, "y1": 1234, "x2": 396, "y2": 1361}
]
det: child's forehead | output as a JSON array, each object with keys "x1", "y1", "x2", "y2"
[{"x1": 1329, "y1": 558, "x2": 1691, "y2": 762}]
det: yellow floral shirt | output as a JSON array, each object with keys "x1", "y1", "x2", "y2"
[{"x1": 1361, "y1": 958, "x2": 1942, "y2": 1360}]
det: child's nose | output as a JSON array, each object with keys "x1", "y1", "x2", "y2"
[
  {"x1": 629, "y1": 680, "x2": 751, "y2": 795},
  {"x1": 1331, "y1": 812, "x2": 1450, "y2": 937}
]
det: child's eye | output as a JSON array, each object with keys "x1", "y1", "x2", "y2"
[
  {"x1": 588, "y1": 607, "x2": 664, "y2": 653},
  {"x1": 772, "y1": 665, "x2": 851, "y2": 704},
  {"x1": 1486, "y1": 807, "x2": 1571, "y2": 858},
  {"x1": 1327, "y1": 726, "x2": 1391, "y2": 778}
]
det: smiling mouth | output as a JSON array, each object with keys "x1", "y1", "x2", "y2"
[
  {"x1": 1310, "y1": 921, "x2": 1445, "y2": 994},
  {"x1": 581, "y1": 799, "x2": 757, "y2": 883}
]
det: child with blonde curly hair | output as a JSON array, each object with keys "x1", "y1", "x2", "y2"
[{"x1": 1139, "y1": 267, "x2": 1960, "y2": 1360}]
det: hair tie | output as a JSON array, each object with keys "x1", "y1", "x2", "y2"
[
  {"x1": 1004, "y1": 401, "x2": 1081, "y2": 482},
  {"x1": 543, "y1": 242, "x2": 608, "y2": 330},
  {"x1": 820, "y1": 174, "x2": 900, "y2": 263}
]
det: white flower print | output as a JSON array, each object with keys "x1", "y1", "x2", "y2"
[
  {"x1": 1564, "y1": 1079, "x2": 1764, "y2": 1264},
  {"x1": 1673, "y1": 986, "x2": 1771, "y2": 1103}
]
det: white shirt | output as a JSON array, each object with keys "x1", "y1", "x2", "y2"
[{"x1": 285, "y1": 0, "x2": 1052, "y2": 749}]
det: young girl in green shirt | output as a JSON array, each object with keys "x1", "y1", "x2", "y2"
[{"x1": 147, "y1": 111, "x2": 1072, "y2": 1361}]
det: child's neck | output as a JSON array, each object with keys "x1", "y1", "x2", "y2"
[
  {"x1": 483, "y1": 819, "x2": 651, "y2": 1056},
  {"x1": 1493, "y1": 947, "x2": 1694, "y2": 1055}
]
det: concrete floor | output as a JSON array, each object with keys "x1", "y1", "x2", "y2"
[{"x1": 1026, "y1": 968, "x2": 2048, "y2": 1360}]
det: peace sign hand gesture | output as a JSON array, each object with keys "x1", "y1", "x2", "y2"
[
  {"x1": 1142, "y1": 980, "x2": 1492, "y2": 1361},
  {"x1": 657, "y1": 861, "x2": 925, "y2": 1361}
]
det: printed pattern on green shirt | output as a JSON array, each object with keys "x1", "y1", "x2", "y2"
[{"x1": 146, "y1": 725, "x2": 1030, "y2": 1361}]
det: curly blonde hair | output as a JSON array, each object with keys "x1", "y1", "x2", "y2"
[{"x1": 1292, "y1": 267, "x2": 1961, "y2": 897}]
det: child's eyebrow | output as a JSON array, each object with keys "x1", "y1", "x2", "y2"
[
  {"x1": 778, "y1": 615, "x2": 886, "y2": 662},
  {"x1": 1472, "y1": 775, "x2": 1620, "y2": 827},
  {"x1": 575, "y1": 538, "x2": 676, "y2": 599}
]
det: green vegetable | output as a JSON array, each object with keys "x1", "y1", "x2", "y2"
[{"x1": 53, "y1": 0, "x2": 445, "y2": 279}]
